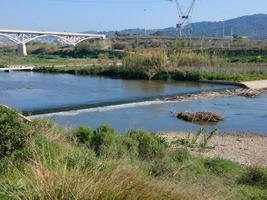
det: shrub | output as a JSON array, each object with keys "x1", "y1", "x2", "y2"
[
  {"x1": 149, "y1": 157, "x2": 178, "y2": 177},
  {"x1": 123, "y1": 54, "x2": 167, "y2": 79},
  {"x1": 126, "y1": 130, "x2": 168, "y2": 160},
  {"x1": 172, "y1": 148, "x2": 190, "y2": 163},
  {"x1": 91, "y1": 125, "x2": 126, "y2": 158},
  {"x1": 239, "y1": 167, "x2": 267, "y2": 188},
  {"x1": 204, "y1": 158, "x2": 242, "y2": 177},
  {"x1": 73, "y1": 127, "x2": 94, "y2": 147},
  {"x1": 122, "y1": 136, "x2": 139, "y2": 159},
  {"x1": 0, "y1": 106, "x2": 29, "y2": 158},
  {"x1": 64, "y1": 149, "x2": 98, "y2": 170}
]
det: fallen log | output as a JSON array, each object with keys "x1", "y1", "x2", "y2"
[{"x1": 176, "y1": 112, "x2": 224, "y2": 123}]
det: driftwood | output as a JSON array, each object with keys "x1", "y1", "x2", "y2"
[{"x1": 176, "y1": 112, "x2": 224, "y2": 123}]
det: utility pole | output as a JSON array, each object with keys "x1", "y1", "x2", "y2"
[
  {"x1": 222, "y1": 19, "x2": 225, "y2": 38},
  {"x1": 144, "y1": 9, "x2": 147, "y2": 36}
]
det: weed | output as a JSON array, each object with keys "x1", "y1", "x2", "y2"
[{"x1": 239, "y1": 166, "x2": 267, "y2": 188}]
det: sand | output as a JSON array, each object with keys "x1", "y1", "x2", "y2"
[{"x1": 160, "y1": 132, "x2": 267, "y2": 166}]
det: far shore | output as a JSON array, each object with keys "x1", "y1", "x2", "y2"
[{"x1": 160, "y1": 132, "x2": 267, "y2": 166}]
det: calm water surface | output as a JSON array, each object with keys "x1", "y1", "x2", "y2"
[
  {"x1": 1, "y1": 71, "x2": 266, "y2": 134},
  {"x1": 0, "y1": 71, "x2": 231, "y2": 114}
]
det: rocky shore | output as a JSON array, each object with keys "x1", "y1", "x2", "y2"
[{"x1": 162, "y1": 88, "x2": 263, "y2": 102}]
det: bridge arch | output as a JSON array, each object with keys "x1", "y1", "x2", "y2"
[
  {"x1": 0, "y1": 29, "x2": 105, "y2": 56},
  {"x1": 0, "y1": 33, "x2": 21, "y2": 44},
  {"x1": 0, "y1": 33, "x2": 102, "y2": 46}
]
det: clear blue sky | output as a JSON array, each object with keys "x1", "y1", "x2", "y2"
[{"x1": 0, "y1": 0, "x2": 266, "y2": 32}]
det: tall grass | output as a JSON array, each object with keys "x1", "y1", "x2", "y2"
[
  {"x1": 123, "y1": 53, "x2": 167, "y2": 79},
  {"x1": 1, "y1": 116, "x2": 267, "y2": 200},
  {"x1": 169, "y1": 50, "x2": 226, "y2": 68}
]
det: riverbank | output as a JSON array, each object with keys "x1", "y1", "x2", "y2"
[
  {"x1": 33, "y1": 65, "x2": 267, "y2": 82},
  {"x1": 160, "y1": 132, "x2": 267, "y2": 166},
  {"x1": 1, "y1": 106, "x2": 267, "y2": 199}
]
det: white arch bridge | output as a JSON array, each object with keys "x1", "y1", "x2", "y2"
[{"x1": 0, "y1": 29, "x2": 106, "y2": 56}]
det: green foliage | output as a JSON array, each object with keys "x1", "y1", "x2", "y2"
[
  {"x1": 64, "y1": 149, "x2": 99, "y2": 170},
  {"x1": 91, "y1": 125, "x2": 126, "y2": 158},
  {"x1": 122, "y1": 136, "x2": 139, "y2": 158},
  {"x1": 0, "y1": 106, "x2": 29, "y2": 158},
  {"x1": 239, "y1": 167, "x2": 267, "y2": 188},
  {"x1": 172, "y1": 148, "x2": 190, "y2": 163},
  {"x1": 232, "y1": 185, "x2": 267, "y2": 200},
  {"x1": 149, "y1": 157, "x2": 178, "y2": 176},
  {"x1": 204, "y1": 158, "x2": 242, "y2": 177},
  {"x1": 1, "y1": 119, "x2": 267, "y2": 200},
  {"x1": 123, "y1": 54, "x2": 167, "y2": 79},
  {"x1": 73, "y1": 127, "x2": 94, "y2": 147},
  {"x1": 174, "y1": 128, "x2": 217, "y2": 151},
  {"x1": 255, "y1": 56, "x2": 265, "y2": 63},
  {"x1": 169, "y1": 51, "x2": 226, "y2": 67},
  {"x1": 126, "y1": 130, "x2": 168, "y2": 160}
]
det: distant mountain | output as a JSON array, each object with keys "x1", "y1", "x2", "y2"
[
  {"x1": 191, "y1": 14, "x2": 267, "y2": 40},
  {"x1": 85, "y1": 14, "x2": 267, "y2": 40}
]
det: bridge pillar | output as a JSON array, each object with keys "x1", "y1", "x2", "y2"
[{"x1": 17, "y1": 43, "x2": 27, "y2": 56}]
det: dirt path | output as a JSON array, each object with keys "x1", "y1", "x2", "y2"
[{"x1": 160, "y1": 132, "x2": 267, "y2": 166}]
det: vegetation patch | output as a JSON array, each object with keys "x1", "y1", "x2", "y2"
[
  {"x1": 1, "y1": 109, "x2": 267, "y2": 199},
  {"x1": 239, "y1": 166, "x2": 267, "y2": 188},
  {"x1": 0, "y1": 106, "x2": 29, "y2": 158}
]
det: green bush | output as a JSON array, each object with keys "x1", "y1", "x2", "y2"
[
  {"x1": 73, "y1": 127, "x2": 94, "y2": 147},
  {"x1": 204, "y1": 158, "x2": 242, "y2": 177},
  {"x1": 172, "y1": 148, "x2": 190, "y2": 163},
  {"x1": 149, "y1": 157, "x2": 178, "y2": 177},
  {"x1": 123, "y1": 54, "x2": 167, "y2": 79},
  {"x1": 0, "y1": 106, "x2": 29, "y2": 158},
  {"x1": 91, "y1": 125, "x2": 126, "y2": 158},
  {"x1": 126, "y1": 130, "x2": 168, "y2": 160},
  {"x1": 64, "y1": 149, "x2": 98, "y2": 169},
  {"x1": 122, "y1": 136, "x2": 139, "y2": 159},
  {"x1": 239, "y1": 167, "x2": 267, "y2": 188},
  {"x1": 232, "y1": 185, "x2": 267, "y2": 200}
]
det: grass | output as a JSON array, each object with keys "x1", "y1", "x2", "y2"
[
  {"x1": 33, "y1": 64, "x2": 267, "y2": 82},
  {"x1": 1, "y1": 39, "x2": 267, "y2": 82},
  {"x1": 1, "y1": 106, "x2": 267, "y2": 199}
]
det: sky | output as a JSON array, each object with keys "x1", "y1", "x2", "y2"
[{"x1": 0, "y1": 0, "x2": 267, "y2": 32}]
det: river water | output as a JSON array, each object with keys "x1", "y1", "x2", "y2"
[{"x1": 1, "y1": 72, "x2": 267, "y2": 134}]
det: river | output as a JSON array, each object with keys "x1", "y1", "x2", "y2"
[{"x1": 1, "y1": 71, "x2": 266, "y2": 134}]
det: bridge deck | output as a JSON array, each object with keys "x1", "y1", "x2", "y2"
[{"x1": 0, "y1": 29, "x2": 106, "y2": 38}]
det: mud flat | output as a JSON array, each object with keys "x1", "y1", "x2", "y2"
[{"x1": 160, "y1": 132, "x2": 267, "y2": 166}]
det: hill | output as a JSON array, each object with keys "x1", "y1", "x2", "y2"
[{"x1": 85, "y1": 14, "x2": 267, "y2": 40}]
